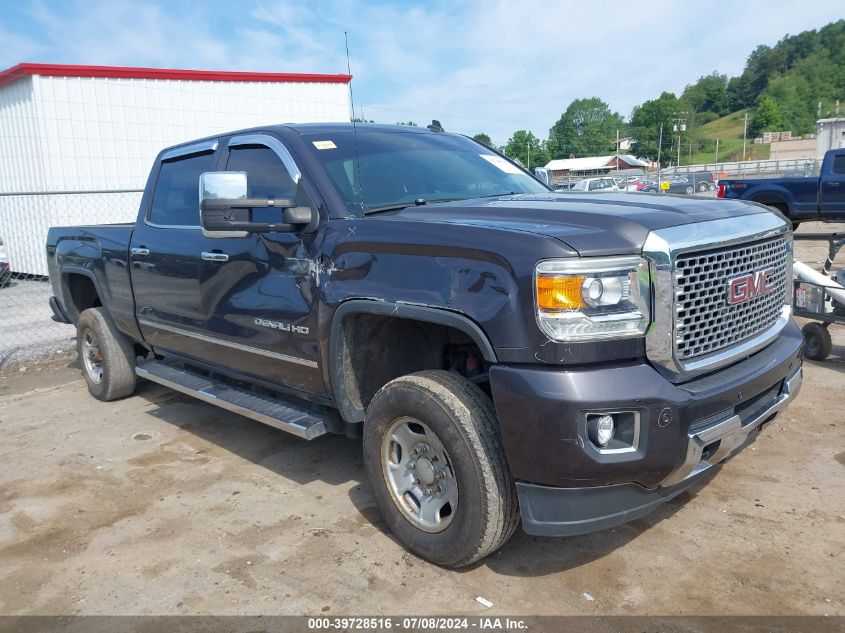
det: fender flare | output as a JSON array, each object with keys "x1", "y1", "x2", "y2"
[
  {"x1": 58, "y1": 265, "x2": 108, "y2": 323},
  {"x1": 747, "y1": 188, "x2": 792, "y2": 213},
  {"x1": 328, "y1": 299, "x2": 497, "y2": 423}
]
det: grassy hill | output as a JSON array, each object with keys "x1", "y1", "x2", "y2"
[{"x1": 686, "y1": 112, "x2": 771, "y2": 165}]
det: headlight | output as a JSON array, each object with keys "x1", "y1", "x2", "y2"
[{"x1": 535, "y1": 256, "x2": 651, "y2": 341}]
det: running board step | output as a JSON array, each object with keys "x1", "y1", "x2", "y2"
[{"x1": 136, "y1": 360, "x2": 334, "y2": 440}]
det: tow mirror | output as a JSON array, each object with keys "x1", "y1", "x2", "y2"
[{"x1": 198, "y1": 171, "x2": 316, "y2": 237}]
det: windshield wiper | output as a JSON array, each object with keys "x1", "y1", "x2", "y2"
[
  {"x1": 363, "y1": 198, "x2": 460, "y2": 215},
  {"x1": 363, "y1": 203, "x2": 415, "y2": 215},
  {"x1": 476, "y1": 191, "x2": 518, "y2": 198}
]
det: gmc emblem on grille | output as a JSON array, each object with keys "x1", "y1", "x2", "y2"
[{"x1": 727, "y1": 268, "x2": 778, "y2": 305}]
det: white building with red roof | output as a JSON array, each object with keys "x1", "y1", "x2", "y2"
[{"x1": 0, "y1": 63, "x2": 351, "y2": 273}]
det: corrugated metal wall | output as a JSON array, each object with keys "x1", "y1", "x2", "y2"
[{"x1": 0, "y1": 74, "x2": 350, "y2": 274}]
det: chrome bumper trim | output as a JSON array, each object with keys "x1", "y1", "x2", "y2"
[{"x1": 661, "y1": 366, "x2": 802, "y2": 486}]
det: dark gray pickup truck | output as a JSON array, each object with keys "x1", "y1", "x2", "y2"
[{"x1": 47, "y1": 123, "x2": 803, "y2": 567}]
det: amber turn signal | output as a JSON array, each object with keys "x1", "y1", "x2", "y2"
[{"x1": 536, "y1": 274, "x2": 585, "y2": 310}]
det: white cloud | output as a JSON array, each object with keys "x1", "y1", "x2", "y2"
[{"x1": 3, "y1": 0, "x2": 843, "y2": 144}]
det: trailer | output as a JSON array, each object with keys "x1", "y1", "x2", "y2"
[{"x1": 792, "y1": 232, "x2": 845, "y2": 360}]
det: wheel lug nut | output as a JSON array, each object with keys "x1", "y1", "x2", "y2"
[
  {"x1": 407, "y1": 462, "x2": 415, "y2": 469},
  {"x1": 422, "y1": 488, "x2": 432, "y2": 496}
]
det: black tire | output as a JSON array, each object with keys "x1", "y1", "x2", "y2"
[
  {"x1": 76, "y1": 307, "x2": 138, "y2": 401},
  {"x1": 363, "y1": 370, "x2": 518, "y2": 568},
  {"x1": 802, "y1": 322, "x2": 832, "y2": 361},
  {"x1": 698, "y1": 182, "x2": 708, "y2": 192},
  {"x1": 684, "y1": 185, "x2": 694, "y2": 195}
]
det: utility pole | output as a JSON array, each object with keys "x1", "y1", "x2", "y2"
[
  {"x1": 742, "y1": 111, "x2": 748, "y2": 161},
  {"x1": 616, "y1": 128, "x2": 620, "y2": 173},
  {"x1": 715, "y1": 137, "x2": 720, "y2": 163},
  {"x1": 672, "y1": 113, "x2": 687, "y2": 168},
  {"x1": 527, "y1": 141, "x2": 530, "y2": 170},
  {"x1": 656, "y1": 122, "x2": 663, "y2": 182}
]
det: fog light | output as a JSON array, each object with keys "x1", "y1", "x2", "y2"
[{"x1": 595, "y1": 414, "x2": 615, "y2": 446}]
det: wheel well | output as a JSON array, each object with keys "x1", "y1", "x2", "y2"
[
  {"x1": 65, "y1": 273, "x2": 101, "y2": 321},
  {"x1": 336, "y1": 313, "x2": 489, "y2": 416},
  {"x1": 750, "y1": 196, "x2": 788, "y2": 214}
]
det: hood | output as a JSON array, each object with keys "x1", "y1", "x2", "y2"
[{"x1": 380, "y1": 192, "x2": 771, "y2": 256}]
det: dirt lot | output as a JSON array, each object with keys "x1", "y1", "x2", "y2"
[{"x1": 0, "y1": 227, "x2": 843, "y2": 616}]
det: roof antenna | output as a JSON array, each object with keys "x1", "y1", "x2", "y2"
[
  {"x1": 427, "y1": 120, "x2": 444, "y2": 132},
  {"x1": 345, "y1": 31, "x2": 364, "y2": 214}
]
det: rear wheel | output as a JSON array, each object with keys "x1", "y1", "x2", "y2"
[
  {"x1": 802, "y1": 322, "x2": 832, "y2": 361},
  {"x1": 76, "y1": 307, "x2": 138, "y2": 401},
  {"x1": 698, "y1": 182, "x2": 708, "y2": 192},
  {"x1": 363, "y1": 370, "x2": 518, "y2": 568}
]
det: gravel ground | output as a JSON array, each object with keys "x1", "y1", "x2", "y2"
[
  {"x1": 0, "y1": 277, "x2": 75, "y2": 367},
  {"x1": 0, "y1": 226, "x2": 842, "y2": 617}
]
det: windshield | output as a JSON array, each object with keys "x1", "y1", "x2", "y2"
[{"x1": 299, "y1": 129, "x2": 547, "y2": 214}]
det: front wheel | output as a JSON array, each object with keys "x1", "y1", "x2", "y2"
[
  {"x1": 76, "y1": 307, "x2": 138, "y2": 401},
  {"x1": 685, "y1": 185, "x2": 694, "y2": 195},
  {"x1": 363, "y1": 370, "x2": 518, "y2": 568}
]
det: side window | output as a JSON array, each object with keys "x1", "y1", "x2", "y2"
[
  {"x1": 226, "y1": 145, "x2": 299, "y2": 223},
  {"x1": 832, "y1": 154, "x2": 845, "y2": 175},
  {"x1": 226, "y1": 145, "x2": 298, "y2": 199},
  {"x1": 589, "y1": 180, "x2": 600, "y2": 191},
  {"x1": 149, "y1": 151, "x2": 215, "y2": 226}
]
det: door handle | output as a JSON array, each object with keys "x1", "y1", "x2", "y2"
[
  {"x1": 826, "y1": 182, "x2": 840, "y2": 187},
  {"x1": 202, "y1": 251, "x2": 229, "y2": 262},
  {"x1": 130, "y1": 247, "x2": 150, "y2": 256}
]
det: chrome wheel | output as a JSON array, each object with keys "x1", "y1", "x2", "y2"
[
  {"x1": 381, "y1": 416, "x2": 457, "y2": 533},
  {"x1": 81, "y1": 328, "x2": 103, "y2": 384}
]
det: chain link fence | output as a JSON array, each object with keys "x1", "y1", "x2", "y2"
[{"x1": 0, "y1": 190, "x2": 142, "y2": 369}]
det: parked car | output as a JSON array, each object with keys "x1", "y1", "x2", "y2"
[
  {"x1": 686, "y1": 171, "x2": 716, "y2": 192},
  {"x1": 0, "y1": 237, "x2": 10, "y2": 288},
  {"x1": 718, "y1": 148, "x2": 845, "y2": 226},
  {"x1": 571, "y1": 176, "x2": 619, "y2": 192},
  {"x1": 47, "y1": 123, "x2": 802, "y2": 568}
]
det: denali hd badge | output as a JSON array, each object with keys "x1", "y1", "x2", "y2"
[
  {"x1": 255, "y1": 317, "x2": 309, "y2": 334},
  {"x1": 727, "y1": 268, "x2": 777, "y2": 305}
]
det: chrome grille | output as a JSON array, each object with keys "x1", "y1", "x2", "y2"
[{"x1": 674, "y1": 236, "x2": 789, "y2": 360}]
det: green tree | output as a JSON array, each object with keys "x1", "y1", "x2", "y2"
[
  {"x1": 472, "y1": 132, "x2": 493, "y2": 147},
  {"x1": 548, "y1": 97, "x2": 624, "y2": 159},
  {"x1": 749, "y1": 95, "x2": 785, "y2": 137},
  {"x1": 503, "y1": 130, "x2": 548, "y2": 170},
  {"x1": 682, "y1": 72, "x2": 729, "y2": 116},
  {"x1": 628, "y1": 92, "x2": 680, "y2": 163}
]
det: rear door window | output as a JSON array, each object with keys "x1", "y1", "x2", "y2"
[{"x1": 832, "y1": 154, "x2": 845, "y2": 175}]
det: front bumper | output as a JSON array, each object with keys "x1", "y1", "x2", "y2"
[
  {"x1": 489, "y1": 319, "x2": 804, "y2": 536},
  {"x1": 516, "y1": 366, "x2": 801, "y2": 536}
]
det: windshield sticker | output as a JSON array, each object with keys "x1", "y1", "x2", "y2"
[
  {"x1": 480, "y1": 154, "x2": 522, "y2": 174},
  {"x1": 312, "y1": 140, "x2": 337, "y2": 150}
]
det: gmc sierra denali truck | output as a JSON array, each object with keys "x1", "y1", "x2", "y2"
[{"x1": 47, "y1": 123, "x2": 803, "y2": 568}]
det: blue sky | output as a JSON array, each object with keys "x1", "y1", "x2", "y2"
[{"x1": 1, "y1": 0, "x2": 842, "y2": 144}]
